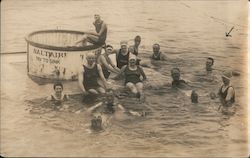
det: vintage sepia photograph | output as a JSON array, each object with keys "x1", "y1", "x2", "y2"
[{"x1": 1, "y1": 0, "x2": 249, "y2": 157}]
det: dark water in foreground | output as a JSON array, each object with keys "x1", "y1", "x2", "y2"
[{"x1": 1, "y1": 0, "x2": 249, "y2": 157}]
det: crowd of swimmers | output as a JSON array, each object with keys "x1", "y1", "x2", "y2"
[{"x1": 47, "y1": 14, "x2": 238, "y2": 130}]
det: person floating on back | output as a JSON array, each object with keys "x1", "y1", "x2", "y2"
[
  {"x1": 78, "y1": 52, "x2": 108, "y2": 97},
  {"x1": 75, "y1": 14, "x2": 107, "y2": 46}
]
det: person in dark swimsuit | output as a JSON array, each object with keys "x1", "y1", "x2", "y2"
[
  {"x1": 116, "y1": 40, "x2": 130, "y2": 69},
  {"x1": 218, "y1": 71, "x2": 235, "y2": 106},
  {"x1": 75, "y1": 14, "x2": 107, "y2": 46},
  {"x1": 78, "y1": 53, "x2": 108, "y2": 96},
  {"x1": 116, "y1": 55, "x2": 147, "y2": 100},
  {"x1": 96, "y1": 45, "x2": 120, "y2": 79},
  {"x1": 151, "y1": 43, "x2": 166, "y2": 61}
]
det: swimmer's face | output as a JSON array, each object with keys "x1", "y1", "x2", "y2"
[
  {"x1": 86, "y1": 55, "x2": 96, "y2": 65},
  {"x1": 171, "y1": 71, "x2": 180, "y2": 81},
  {"x1": 54, "y1": 86, "x2": 63, "y2": 94},
  {"x1": 129, "y1": 59, "x2": 136, "y2": 66},
  {"x1": 94, "y1": 14, "x2": 101, "y2": 21},
  {"x1": 153, "y1": 45, "x2": 160, "y2": 53},
  {"x1": 206, "y1": 59, "x2": 213, "y2": 70},
  {"x1": 134, "y1": 39, "x2": 141, "y2": 46},
  {"x1": 106, "y1": 47, "x2": 113, "y2": 54},
  {"x1": 222, "y1": 77, "x2": 230, "y2": 85},
  {"x1": 128, "y1": 47, "x2": 134, "y2": 53},
  {"x1": 121, "y1": 45, "x2": 128, "y2": 53}
]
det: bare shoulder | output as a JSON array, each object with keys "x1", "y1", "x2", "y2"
[{"x1": 78, "y1": 65, "x2": 84, "y2": 73}]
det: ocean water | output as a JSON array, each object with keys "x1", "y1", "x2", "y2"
[{"x1": 1, "y1": 0, "x2": 249, "y2": 157}]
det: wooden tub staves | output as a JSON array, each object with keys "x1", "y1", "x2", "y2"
[{"x1": 25, "y1": 30, "x2": 103, "y2": 82}]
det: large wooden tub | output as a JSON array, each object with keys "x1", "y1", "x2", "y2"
[{"x1": 25, "y1": 30, "x2": 103, "y2": 81}]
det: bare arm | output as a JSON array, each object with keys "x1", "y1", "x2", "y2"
[
  {"x1": 160, "y1": 52, "x2": 167, "y2": 61},
  {"x1": 97, "y1": 22, "x2": 107, "y2": 36},
  {"x1": 225, "y1": 87, "x2": 234, "y2": 102},
  {"x1": 78, "y1": 67, "x2": 87, "y2": 94},
  {"x1": 97, "y1": 64, "x2": 108, "y2": 89},
  {"x1": 87, "y1": 102, "x2": 103, "y2": 113},
  {"x1": 139, "y1": 66, "x2": 147, "y2": 81},
  {"x1": 46, "y1": 95, "x2": 52, "y2": 101},
  {"x1": 113, "y1": 65, "x2": 126, "y2": 79},
  {"x1": 100, "y1": 55, "x2": 120, "y2": 74},
  {"x1": 117, "y1": 104, "x2": 125, "y2": 111}
]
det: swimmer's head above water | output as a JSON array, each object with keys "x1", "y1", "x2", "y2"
[
  {"x1": 120, "y1": 40, "x2": 128, "y2": 53},
  {"x1": 206, "y1": 57, "x2": 214, "y2": 72},
  {"x1": 129, "y1": 54, "x2": 137, "y2": 66},
  {"x1": 191, "y1": 90, "x2": 198, "y2": 103},
  {"x1": 105, "y1": 45, "x2": 113, "y2": 54},
  {"x1": 128, "y1": 46, "x2": 135, "y2": 54},
  {"x1": 91, "y1": 115, "x2": 103, "y2": 131},
  {"x1": 86, "y1": 52, "x2": 96, "y2": 65},
  {"x1": 153, "y1": 43, "x2": 160, "y2": 54},
  {"x1": 221, "y1": 71, "x2": 232, "y2": 86},
  {"x1": 53, "y1": 82, "x2": 63, "y2": 94},
  {"x1": 171, "y1": 67, "x2": 181, "y2": 81}
]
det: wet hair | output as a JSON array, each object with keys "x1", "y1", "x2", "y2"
[
  {"x1": 171, "y1": 67, "x2": 180, "y2": 74},
  {"x1": 53, "y1": 82, "x2": 63, "y2": 90},
  {"x1": 207, "y1": 57, "x2": 214, "y2": 65},
  {"x1": 134, "y1": 35, "x2": 141, "y2": 42},
  {"x1": 106, "y1": 45, "x2": 113, "y2": 49}
]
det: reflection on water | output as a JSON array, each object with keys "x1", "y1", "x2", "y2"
[{"x1": 1, "y1": 0, "x2": 249, "y2": 157}]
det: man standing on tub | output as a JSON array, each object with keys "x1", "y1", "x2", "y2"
[{"x1": 75, "y1": 14, "x2": 107, "y2": 46}]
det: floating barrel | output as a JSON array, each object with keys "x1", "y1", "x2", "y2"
[{"x1": 25, "y1": 30, "x2": 103, "y2": 81}]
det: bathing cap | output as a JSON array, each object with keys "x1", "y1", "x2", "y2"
[
  {"x1": 86, "y1": 52, "x2": 96, "y2": 59},
  {"x1": 222, "y1": 71, "x2": 232, "y2": 80},
  {"x1": 129, "y1": 54, "x2": 137, "y2": 61},
  {"x1": 120, "y1": 40, "x2": 128, "y2": 46}
]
